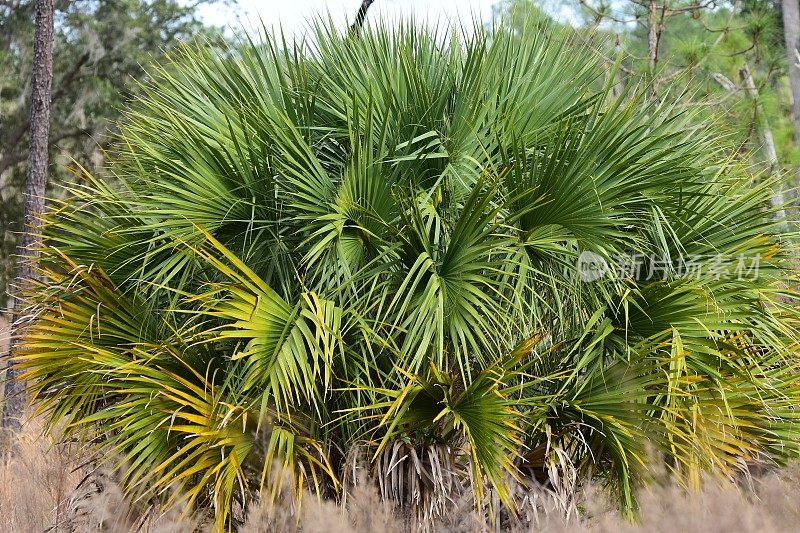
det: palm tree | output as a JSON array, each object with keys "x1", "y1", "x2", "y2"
[{"x1": 12, "y1": 16, "x2": 800, "y2": 529}]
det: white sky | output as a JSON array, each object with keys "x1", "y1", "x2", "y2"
[{"x1": 197, "y1": 0, "x2": 501, "y2": 37}]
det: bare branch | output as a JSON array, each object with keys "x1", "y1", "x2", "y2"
[
  {"x1": 349, "y1": 0, "x2": 375, "y2": 36},
  {"x1": 578, "y1": 0, "x2": 639, "y2": 25},
  {"x1": 666, "y1": 1, "x2": 717, "y2": 15},
  {"x1": 710, "y1": 72, "x2": 736, "y2": 92}
]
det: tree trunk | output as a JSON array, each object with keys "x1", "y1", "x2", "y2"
[
  {"x1": 2, "y1": 0, "x2": 55, "y2": 430},
  {"x1": 783, "y1": 1, "x2": 800, "y2": 142},
  {"x1": 781, "y1": 0, "x2": 800, "y2": 203},
  {"x1": 646, "y1": 0, "x2": 659, "y2": 98},
  {"x1": 739, "y1": 66, "x2": 789, "y2": 229}
]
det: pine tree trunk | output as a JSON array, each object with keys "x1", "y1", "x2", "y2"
[
  {"x1": 646, "y1": 0, "x2": 659, "y2": 99},
  {"x1": 647, "y1": 0, "x2": 658, "y2": 74},
  {"x1": 739, "y1": 66, "x2": 789, "y2": 229},
  {"x1": 2, "y1": 0, "x2": 55, "y2": 430},
  {"x1": 783, "y1": 1, "x2": 800, "y2": 142}
]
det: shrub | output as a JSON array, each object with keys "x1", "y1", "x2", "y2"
[{"x1": 13, "y1": 16, "x2": 800, "y2": 529}]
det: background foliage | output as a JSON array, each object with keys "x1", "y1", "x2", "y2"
[
  {"x1": 496, "y1": 0, "x2": 799, "y2": 191},
  {"x1": 0, "y1": 0, "x2": 224, "y2": 301}
]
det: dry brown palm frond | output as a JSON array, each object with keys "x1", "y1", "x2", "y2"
[{"x1": 372, "y1": 440, "x2": 468, "y2": 528}]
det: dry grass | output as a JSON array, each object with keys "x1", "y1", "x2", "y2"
[
  {"x1": 0, "y1": 420, "x2": 80, "y2": 531},
  {"x1": 0, "y1": 421, "x2": 799, "y2": 532},
  {"x1": 0, "y1": 314, "x2": 8, "y2": 353},
  {"x1": 1, "y1": 313, "x2": 8, "y2": 408}
]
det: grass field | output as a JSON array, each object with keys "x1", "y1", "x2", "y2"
[{"x1": 0, "y1": 420, "x2": 798, "y2": 532}]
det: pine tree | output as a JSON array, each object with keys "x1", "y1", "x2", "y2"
[{"x1": 2, "y1": 0, "x2": 54, "y2": 430}]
